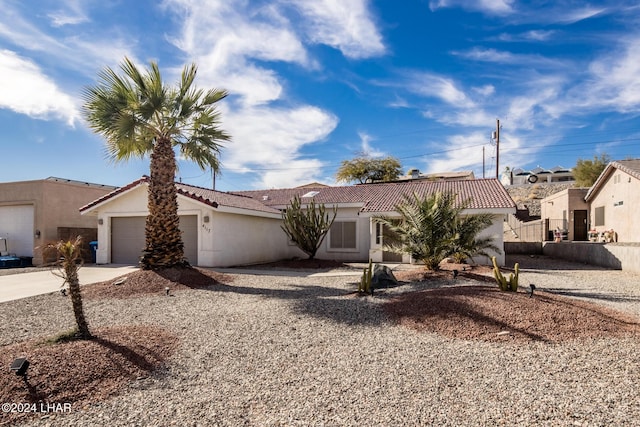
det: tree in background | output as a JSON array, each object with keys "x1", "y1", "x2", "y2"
[
  {"x1": 574, "y1": 154, "x2": 610, "y2": 187},
  {"x1": 375, "y1": 191, "x2": 498, "y2": 270},
  {"x1": 281, "y1": 195, "x2": 337, "y2": 259},
  {"x1": 336, "y1": 155, "x2": 402, "y2": 184},
  {"x1": 83, "y1": 58, "x2": 230, "y2": 270}
]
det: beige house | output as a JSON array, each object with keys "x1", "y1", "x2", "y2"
[
  {"x1": 0, "y1": 177, "x2": 117, "y2": 265},
  {"x1": 584, "y1": 159, "x2": 640, "y2": 242},
  {"x1": 81, "y1": 177, "x2": 516, "y2": 267},
  {"x1": 540, "y1": 188, "x2": 589, "y2": 241}
]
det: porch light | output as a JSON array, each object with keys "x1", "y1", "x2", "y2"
[{"x1": 203, "y1": 215, "x2": 210, "y2": 223}]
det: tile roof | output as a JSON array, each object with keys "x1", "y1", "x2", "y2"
[
  {"x1": 80, "y1": 177, "x2": 281, "y2": 215},
  {"x1": 233, "y1": 178, "x2": 516, "y2": 212},
  {"x1": 81, "y1": 177, "x2": 515, "y2": 215},
  {"x1": 585, "y1": 159, "x2": 640, "y2": 201}
]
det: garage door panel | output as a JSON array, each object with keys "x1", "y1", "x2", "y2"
[
  {"x1": 111, "y1": 215, "x2": 197, "y2": 265},
  {"x1": 111, "y1": 217, "x2": 145, "y2": 264},
  {"x1": 0, "y1": 205, "x2": 34, "y2": 256}
]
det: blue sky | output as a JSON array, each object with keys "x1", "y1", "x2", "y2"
[{"x1": 2, "y1": 0, "x2": 640, "y2": 191}]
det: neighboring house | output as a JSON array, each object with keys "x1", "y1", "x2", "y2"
[
  {"x1": 584, "y1": 159, "x2": 640, "y2": 242},
  {"x1": 397, "y1": 169, "x2": 475, "y2": 182},
  {"x1": 0, "y1": 177, "x2": 117, "y2": 265},
  {"x1": 539, "y1": 188, "x2": 590, "y2": 241},
  {"x1": 502, "y1": 166, "x2": 574, "y2": 186},
  {"x1": 81, "y1": 177, "x2": 515, "y2": 267}
]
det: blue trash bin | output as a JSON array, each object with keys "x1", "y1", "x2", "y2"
[{"x1": 89, "y1": 241, "x2": 98, "y2": 263}]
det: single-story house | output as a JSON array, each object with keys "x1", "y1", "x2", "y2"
[
  {"x1": 539, "y1": 188, "x2": 590, "y2": 241},
  {"x1": 584, "y1": 159, "x2": 640, "y2": 242},
  {"x1": 81, "y1": 177, "x2": 516, "y2": 267},
  {"x1": 0, "y1": 177, "x2": 117, "y2": 265}
]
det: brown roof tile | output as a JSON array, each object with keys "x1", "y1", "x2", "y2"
[
  {"x1": 233, "y1": 178, "x2": 516, "y2": 212},
  {"x1": 80, "y1": 177, "x2": 281, "y2": 215}
]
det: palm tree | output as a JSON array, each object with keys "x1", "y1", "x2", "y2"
[
  {"x1": 375, "y1": 191, "x2": 499, "y2": 270},
  {"x1": 450, "y1": 211, "x2": 500, "y2": 264},
  {"x1": 83, "y1": 58, "x2": 230, "y2": 270},
  {"x1": 48, "y1": 237, "x2": 92, "y2": 339}
]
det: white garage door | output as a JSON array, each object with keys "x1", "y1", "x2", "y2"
[
  {"x1": 0, "y1": 205, "x2": 34, "y2": 256},
  {"x1": 111, "y1": 216, "x2": 198, "y2": 265}
]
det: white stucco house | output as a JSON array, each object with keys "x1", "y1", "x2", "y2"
[{"x1": 80, "y1": 177, "x2": 516, "y2": 267}]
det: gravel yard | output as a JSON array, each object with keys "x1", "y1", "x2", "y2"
[{"x1": 2, "y1": 256, "x2": 640, "y2": 426}]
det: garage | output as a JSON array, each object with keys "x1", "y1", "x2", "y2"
[
  {"x1": 0, "y1": 205, "x2": 34, "y2": 256},
  {"x1": 111, "y1": 215, "x2": 198, "y2": 265}
]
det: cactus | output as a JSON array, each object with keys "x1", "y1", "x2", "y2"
[
  {"x1": 492, "y1": 256, "x2": 519, "y2": 292},
  {"x1": 359, "y1": 259, "x2": 374, "y2": 295}
]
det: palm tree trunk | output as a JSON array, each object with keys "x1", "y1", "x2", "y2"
[
  {"x1": 65, "y1": 264, "x2": 91, "y2": 339},
  {"x1": 140, "y1": 135, "x2": 187, "y2": 270}
]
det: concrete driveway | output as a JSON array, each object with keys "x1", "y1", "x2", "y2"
[{"x1": 0, "y1": 265, "x2": 138, "y2": 303}]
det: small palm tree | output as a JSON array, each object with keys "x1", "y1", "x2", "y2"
[
  {"x1": 48, "y1": 237, "x2": 92, "y2": 339},
  {"x1": 450, "y1": 211, "x2": 501, "y2": 264},
  {"x1": 83, "y1": 58, "x2": 230, "y2": 270},
  {"x1": 375, "y1": 191, "x2": 499, "y2": 270}
]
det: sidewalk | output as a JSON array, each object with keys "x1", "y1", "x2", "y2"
[{"x1": 0, "y1": 265, "x2": 138, "y2": 303}]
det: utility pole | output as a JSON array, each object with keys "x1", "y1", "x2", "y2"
[
  {"x1": 495, "y1": 118, "x2": 500, "y2": 179},
  {"x1": 482, "y1": 146, "x2": 485, "y2": 178}
]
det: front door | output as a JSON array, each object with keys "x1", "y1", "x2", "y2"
[{"x1": 573, "y1": 210, "x2": 588, "y2": 241}]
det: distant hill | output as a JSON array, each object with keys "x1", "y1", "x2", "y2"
[{"x1": 505, "y1": 182, "x2": 575, "y2": 218}]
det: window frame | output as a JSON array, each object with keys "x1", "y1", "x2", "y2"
[
  {"x1": 594, "y1": 206, "x2": 605, "y2": 227},
  {"x1": 328, "y1": 220, "x2": 358, "y2": 252}
]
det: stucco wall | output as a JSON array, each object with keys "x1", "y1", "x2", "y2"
[
  {"x1": 0, "y1": 179, "x2": 114, "y2": 265},
  {"x1": 206, "y1": 210, "x2": 294, "y2": 267},
  {"x1": 542, "y1": 242, "x2": 640, "y2": 272},
  {"x1": 314, "y1": 207, "x2": 371, "y2": 262},
  {"x1": 588, "y1": 170, "x2": 640, "y2": 242},
  {"x1": 89, "y1": 185, "x2": 290, "y2": 267},
  {"x1": 540, "y1": 188, "x2": 589, "y2": 241}
]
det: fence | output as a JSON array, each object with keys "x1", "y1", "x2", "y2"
[
  {"x1": 505, "y1": 215, "x2": 544, "y2": 242},
  {"x1": 505, "y1": 215, "x2": 571, "y2": 242}
]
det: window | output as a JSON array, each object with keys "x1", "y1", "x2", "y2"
[
  {"x1": 594, "y1": 206, "x2": 605, "y2": 226},
  {"x1": 329, "y1": 221, "x2": 357, "y2": 249}
]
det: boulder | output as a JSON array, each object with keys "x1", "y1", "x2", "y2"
[{"x1": 371, "y1": 264, "x2": 399, "y2": 289}]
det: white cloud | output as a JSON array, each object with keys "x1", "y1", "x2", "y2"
[
  {"x1": 0, "y1": 2, "x2": 135, "y2": 77},
  {"x1": 358, "y1": 132, "x2": 385, "y2": 157},
  {"x1": 47, "y1": 1, "x2": 90, "y2": 27},
  {"x1": 406, "y1": 72, "x2": 474, "y2": 108},
  {"x1": 424, "y1": 132, "x2": 491, "y2": 174},
  {"x1": 582, "y1": 37, "x2": 640, "y2": 112},
  {"x1": 455, "y1": 47, "x2": 568, "y2": 69},
  {"x1": 429, "y1": 0, "x2": 515, "y2": 15},
  {"x1": 165, "y1": 0, "x2": 309, "y2": 106},
  {"x1": 289, "y1": 0, "x2": 385, "y2": 59},
  {"x1": 472, "y1": 84, "x2": 495, "y2": 96},
  {"x1": 222, "y1": 104, "x2": 339, "y2": 188},
  {"x1": 0, "y1": 50, "x2": 79, "y2": 126}
]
